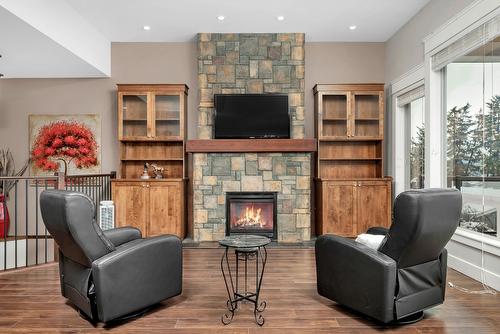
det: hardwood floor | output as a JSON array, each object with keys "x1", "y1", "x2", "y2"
[{"x1": 0, "y1": 248, "x2": 499, "y2": 333}]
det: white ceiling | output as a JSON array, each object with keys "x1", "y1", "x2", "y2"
[
  {"x1": 0, "y1": 0, "x2": 431, "y2": 78},
  {"x1": 0, "y1": 0, "x2": 110, "y2": 78},
  {"x1": 0, "y1": 6, "x2": 106, "y2": 78},
  {"x1": 66, "y1": 0, "x2": 431, "y2": 42}
]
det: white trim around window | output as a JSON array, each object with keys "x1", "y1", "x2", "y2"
[
  {"x1": 391, "y1": 64, "x2": 424, "y2": 196},
  {"x1": 423, "y1": 0, "x2": 500, "y2": 55}
]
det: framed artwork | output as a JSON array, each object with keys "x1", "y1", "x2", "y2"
[{"x1": 29, "y1": 114, "x2": 101, "y2": 176}]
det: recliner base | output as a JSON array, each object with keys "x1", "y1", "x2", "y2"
[
  {"x1": 78, "y1": 306, "x2": 152, "y2": 325},
  {"x1": 104, "y1": 306, "x2": 152, "y2": 325},
  {"x1": 392, "y1": 311, "x2": 424, "y2": 325}
]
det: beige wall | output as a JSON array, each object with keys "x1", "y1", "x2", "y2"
[
  {"x1": 385, "y1": 0, "x2": 474, "y2": 83},
  {"x1": 0, "y1": 42, "x2": 197, "y2": 173},
  {"x1": 0, "y1": 41, "x2": 385, "y2": 174}
]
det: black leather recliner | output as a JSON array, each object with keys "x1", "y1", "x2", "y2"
[
  {"x1": 315, "y1": 188, "x2": 462, "y2": 323},
  {"x1": 40, "y1": 190, "x2": 182, "y2": 323}
]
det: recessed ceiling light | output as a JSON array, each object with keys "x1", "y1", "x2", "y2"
[
  {"x1": 143, "y1": 25, "x2": 151, "y2": 31},
  {"x1": 349, "y1": 25, "x2": 357, "y2": 30},
  {"x1": 277, "y1": 15, "x2": 285, "y2": 21},
  {"x1": 217, "y1": 15, "x2": 225, "y2": 21}
]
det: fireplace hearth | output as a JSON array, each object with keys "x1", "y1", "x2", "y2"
[{"x1": 226, "y1": 192, "x2": 277, "y2": 239}]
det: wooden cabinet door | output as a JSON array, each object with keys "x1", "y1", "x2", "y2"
[
  {"x1": 148, "y1": 181, "x2": 184, "y2": 237},
  {"x1": 152, "y1": 93, "x2": 182, "y2": 140},
  {"x1": 118, "y1": 92, "x2": 151, "y2": 140},
  {"x1": 351, "y1": 91, "x2": 384, "y2": 139},
  {"x1": 318, "y1": 92, "x2": 351, "y2": 139},
  {"x1": 356, "y1": 180, "x2": 391, "y2": 234},
  {"x1": 112, "y1": 182, "x2": 149, "y2": 234},
  {"x1": 322, "y1": 181, "x2": 357, "y2": 236}
]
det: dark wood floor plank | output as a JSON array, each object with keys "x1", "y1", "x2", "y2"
[{"x1": 0, "y1": 248, "x2": 498, "y2": 333}]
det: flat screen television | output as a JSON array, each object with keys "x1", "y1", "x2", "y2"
[{"x1": 214, "y1": 94, "x2": 290, "y2": 139}]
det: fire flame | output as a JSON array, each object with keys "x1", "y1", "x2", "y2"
[{"x1": 235, "y1": 205, "x2": 265, "y2": 227}]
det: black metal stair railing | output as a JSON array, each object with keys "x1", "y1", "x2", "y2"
[{"x1": 0, "y1": 171, "x2": 116, "y2": 271}]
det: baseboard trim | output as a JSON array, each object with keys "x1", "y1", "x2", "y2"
[{"x1": 448, "y1": 253, "x2": 500, "y2": 291}]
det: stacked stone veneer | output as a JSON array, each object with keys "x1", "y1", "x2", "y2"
[
  {"x1": 197, "y1": 33, "x2": 305, "y2": 139},
  {"x1": 193, "y1": 153, "x2": 311, "y2": 242},
  {"x1": 193, "y1": 33, "x2": 311, "y2": 242}
]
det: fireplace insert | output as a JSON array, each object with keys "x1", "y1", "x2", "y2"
[{"x1": 226, "y1": 192, "x2": 277, "y2": 239}]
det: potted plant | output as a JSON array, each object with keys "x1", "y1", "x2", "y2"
[{"x1": 0, "y1": 149, "x2": 29, "y2": 238}]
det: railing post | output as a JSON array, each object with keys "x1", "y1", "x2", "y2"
[
  {"x1": 53, "y1": 172, "x2": 65, "y2": 263},
  {"x1": 55, "y1": 172, "x2": 65, "y2": 190},
  {"x1": 110, "y1": 171, "x2": 117, "y2": 179}
]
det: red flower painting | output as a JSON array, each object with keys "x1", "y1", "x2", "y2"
[{"x1": 31, "y1": 121, "x2": 99, "y2": 171}]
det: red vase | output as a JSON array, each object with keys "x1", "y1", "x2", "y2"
[{"x1": 0, "y1": 194, "x2": 9, "y2": 239}]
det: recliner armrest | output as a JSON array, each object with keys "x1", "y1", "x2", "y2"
[
  {"x1": 103, "y1": 227, "x2": 141, "y2": 247},
  {"x1": 315, "y1": 234, "x2": 397, "y2": 323},
  {"x1": 92, "y1": 235, "x2": 182, "y2": 322}
]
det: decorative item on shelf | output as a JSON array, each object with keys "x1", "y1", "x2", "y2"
[
  {"x1": 150, "y1": 164, "x2": 164, "y2": 179},
  {"x1": 140, "y1": 162, "x2": 150, "y2": 179},
  {"x1": 0, "y1": 149, "x2": 30, "y2": 238}
]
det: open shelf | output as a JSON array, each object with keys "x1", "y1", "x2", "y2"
[
  {"x1": 121, "y1": 141, "x2": 184, "y2": 161},
  {"x1": 120, "y1": 138, "x2": 183, "y2": 142},
  {"x1": 120, "y1": 160, "x2": 183, "y2": 180},
  {"x1": 319, "y1": 160, "x2": 383, "y2": 179},
  {"x1": 319, "y1": 137, "x2": 383, "y2": 142},
  {"x1": 121, "y1": 158, "x2": 184, "y2": 161},
  {"x1": 319, "y1": 157, "x2": 382, "y2": 161}
]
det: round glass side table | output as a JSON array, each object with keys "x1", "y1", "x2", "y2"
[{"x1": 218, "y1": 235, "x2": 271, "y2": 326}]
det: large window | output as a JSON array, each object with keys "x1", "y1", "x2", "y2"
[{"x1": 445, "y1": 37, "x2": 500, "y2": 237}]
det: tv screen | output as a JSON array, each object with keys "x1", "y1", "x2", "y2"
[{"x1": 214, "y1": 94, "x2": 290, "y2": 139}]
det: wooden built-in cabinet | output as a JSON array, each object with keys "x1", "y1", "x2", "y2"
[
  {"x1": 314, "y1": 84, "x2": 392, "y2": 237},
  {"x1": 112, "y1": 84, "x2": 188, "y2": 238},
  {"x1": 315, "y1": 179, "x2": 391, "y2": 237},
  {"x1": 112, "y1": 180, "x2": 185, "y2": 237}
]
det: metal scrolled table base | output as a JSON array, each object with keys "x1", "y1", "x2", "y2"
[{"x1": 220, "y1": 244, "x2": 268, "y2": 326}]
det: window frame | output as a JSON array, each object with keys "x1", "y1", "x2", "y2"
[{"x1": 391, "y1": 65, "x2": 424, "y2": 196}]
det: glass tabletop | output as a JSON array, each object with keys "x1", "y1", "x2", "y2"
[{"x1": 219, "y1": 235, "x2": 271, "y2": 248}]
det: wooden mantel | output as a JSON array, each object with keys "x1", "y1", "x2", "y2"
[{"x1": 186, "y1": 139, "x2": 317, "y2": 153}]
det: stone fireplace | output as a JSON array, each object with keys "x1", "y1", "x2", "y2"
[{"x1": 191, "y1": 32, "x2": 312, "y2": 242}]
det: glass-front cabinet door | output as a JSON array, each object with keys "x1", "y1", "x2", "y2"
[
  {"x1": 119, "y1": 93, "x2": 149, "y2": 139},
  {"x1": 321, "y1": 93, "x2": 349, "y2": 138},
  {"x1": 352, "y1": 92, "x2": 383, "y2": 138},
  {"x1": 153, "y1": 94, "x2": 181, "y2": 139}
]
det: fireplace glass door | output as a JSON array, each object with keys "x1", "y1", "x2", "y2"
[{"x1": 226, "y1": 192, "x2": 277, "y2": 238}]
